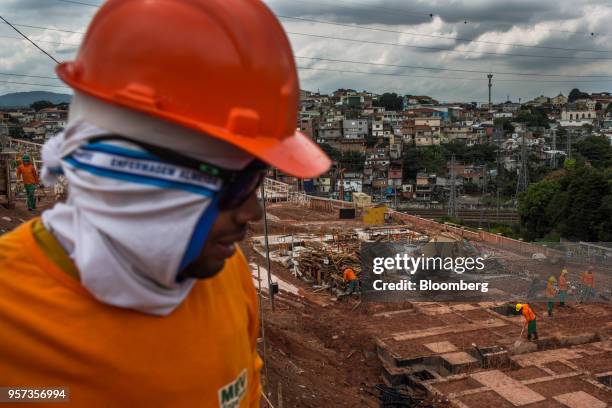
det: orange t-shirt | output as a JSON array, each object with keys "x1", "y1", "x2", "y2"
[
  {"x1": 0, "y1": 220, "x2": 262, "y2": 407},
  {"x1": 521, "y1": 304, "x2": 536, "y2": 322},
  {"x1": 343, "y1": 268, "x2": 357, "y2": 282},
  {"x1": 581, "y1": 272, "x2": 595, "y2": 288},
  {"x1": 16, "y1": 163, "x2": 38, "y2": 185},
  {"x1": 558, "y1": 273, "x2": 568, "y2": 291},
  {"x1": 545, "y1": 282, "x2": 557, "y2": 299}
]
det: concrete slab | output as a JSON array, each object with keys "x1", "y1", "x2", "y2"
[
  {"x1": 471, "y1": 370, "x2": 546, "y2": 406},
  {"x1": 392, "y1": 319, "x2": 506, "y2": 341},
  {"x1": 424, "y1": 341, "x2": 458, "y2": 353},
  {"x1": 450, "y1": 304, "x2": 477, "y2": 312},
  {"x1": 511, "y1": 349, "x2": 583, "y2": 367},
  {"x1": 441, "y1": 351, "x2": 478, "y2": 365},
  {"x1": 553, "y1": 391, "x2": 607, "y2": 408}
]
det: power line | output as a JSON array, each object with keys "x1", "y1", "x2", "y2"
[
  {"x1": 6, "y1": 14, "x2": 610, "y2": 56},
  {"x1": 0, "y1": 72, "x2": 60, "y2": 80},
  {"x1": 297, "y1": 67, "x2": 612, "y2": 84},
  {"x1": 0, "y1": 80, "x2": 69, "y2": 89},
  {"x1": 55, "y1": 0, "x2": 99, "y2": 6},
  {"x1": 289, "y1": 0, "x2": 428, "y2": 22},
  {"x1": 291, "y1": 0, "x2": 608, "y2": 39},
  {"x1": 0, "y1": 16, "x2": 59, "y2": 64},
  {"x1": 0, "y1": 21, "x2": 85, "y2": 35},
  {"x1": 0, "y1": 35, "x2": 80, "y2": 46},
  {"x1": 278, "y1": 15, "x2": 612, "y2": 54},
  {"x1": 287, "y1": 31, "x2": 612, "y2": 61},
  {"x1": 297, "y1": 66, "x2": 611, "y2": 83},
  {"x1": 55, "y1": 0, "x2": 609, "y2": 40},
  {"x1": 297, "y1": 56, "x2": 612, "y2": 78}
]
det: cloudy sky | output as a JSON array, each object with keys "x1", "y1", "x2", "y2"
[{"x1": 1, "y1": 0, "x2": 611, "y2": 103}]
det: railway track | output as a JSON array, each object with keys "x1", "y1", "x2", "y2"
[{"x1": 401, "y1": 208, "x2": 519, "y2": 222}]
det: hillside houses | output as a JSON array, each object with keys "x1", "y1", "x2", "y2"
[{"x1": 291, "y1": 88, "x2": 612, "y2": 206}]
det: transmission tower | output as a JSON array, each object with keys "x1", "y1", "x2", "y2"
[
  {"x1": 448, "y1": 154, "x2": 458, "y2": 218},
  {"x1": 516, "y1": 131, "x2": 529, "y2": 195}
]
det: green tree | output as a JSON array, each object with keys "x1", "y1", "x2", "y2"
[
  {"x1": 365, "y1": 134, "x2": 378, "y2": 148},
  {"x1": 373, "y1": 93, "x2": 403, "y2": 111},
  {"x1": 516, "y1": 109, "x2": 549, "y2": 128},
  {"x1": 568, "y1": 88, "x2": 589, "y2": 103},
  {"x1": 30, "y1": 100, "x2": 55, "y2": 111},
  {"x1": 557, "y1": 167, "x2": 610, "y2": 241},
  {"x1": 494, "y1": 117, "x2": 515, "y2": 133},
  {"x1": 597, "y1": 194, "x2": 612, "y2": 241},
  {"x1": 574, "y1": 135, "x2": 612, "y2": 169},
  {"x1": 340, "y1": 151, "x2": 366, "y2": 172},
  {"x1": 401, "y1": 145, "x2": 445, "y2": 180},
  {"x1": 319, "y1": 143, "x2": 341, "y2": 162},
  {"x1": 517, "y1": 180, "x2": 560, "y2": 241}
]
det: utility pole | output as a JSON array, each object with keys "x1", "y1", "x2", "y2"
[
  {"x1": 259, "y1": 182, "x2": 275, "y2": 312},
  {"x1": 478, "y1": 163, "x2": 487, "y2": 228},
  {"x1": 551, "y1": 128, "x2": 557, "y2": 168},
  {"x1": 494, "y1": 119, "x2": 503, "y2": 217},
  {"x1": 567, "y1": 130, "x2": 572, "y2": 160},
  {"x1": 487, "y1": 73, "x2": 493, "y2": 112},
  {"x1": 394, "y1": 184, "x2": 398, "y2": 209},
  {"x1": 516, "y1": 131, "x2": 529, "y2": 195},
  {"x1": 448, "y1": 154, "x2": 457, "y2": 218},
  {"x1": 338, "y1": 168, "x2": 345, "y2": 201}
]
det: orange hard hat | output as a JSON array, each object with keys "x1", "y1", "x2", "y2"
[{"x1": 56, "y1": 0, "x2": 330, "y2": 178}]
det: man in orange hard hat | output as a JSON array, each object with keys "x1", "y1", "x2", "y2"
[
  {"x1": 342, "y1": 266, "x2": 359, "y2": 298},
  {"x1": 516, "y1": 303, "x2": 538, "y2": 341},
  {"x1": 558, "y1": 267, "x2": 569, "y2": 307},
  {"x1": 545, "y1": 276, "x2": 557, "y2": 317},
  {"x1": 16, "y1": 154, "x2": 39, "y2": 211},
  {"x1": 0, "y1": 1, "x2": 330, "y2": 407},
  {"x1": 580, "y1": 265, "x2": 596, "y2": 303}
]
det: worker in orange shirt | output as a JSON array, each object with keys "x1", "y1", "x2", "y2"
[
  {"x1": 0, "y1": 1, "x2": 330, "y2": 406},
  {"x1": 343, "y1": 266, "x2": 359, "y2": 297},
  {"x1": 545, "y1": 276, "x2": 557, "y2": 317},
  {"x1": 16, "y1": 153, "x2": 39, "y2": 211},
  {"x1": 580, "y1": 266, "x2": 596, "y2": 302},
  {"x1": 516, "y1": 303, "x2": 538, "y2": 341},
  {"x1": 558, "y1": 268, "x2": 568, "y2": 307}
]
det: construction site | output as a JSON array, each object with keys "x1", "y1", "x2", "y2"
[
  {"x1": 244, "y1": 179, "x2": 612, "y2": 408},
  {"x1": 1, "y1": 140, "x2": 610, "y2": 407}
]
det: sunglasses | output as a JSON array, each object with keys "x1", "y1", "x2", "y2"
[{"x1": 89, "y1": 135, "x2": 269, "y2": 210}]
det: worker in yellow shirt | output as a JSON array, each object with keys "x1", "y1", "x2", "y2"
[
  {"x1": 558, "y1": 268, "x2": 568, "y2": 307},
  {"x1": 545, "y1": 276, "x2": 557, "y2": 317},
  {"x1": 342, "y1": 266, "x2": 359, "y2": 297},
  {"x1": 516, "y1": 303, "x2": 538, "y2": 341},
  {"x1": 16, "y1": 154, "x2": 39, "y2": 211},
  {"x1": 0, "y1": 1, "x2": 330, "y2": 406}
]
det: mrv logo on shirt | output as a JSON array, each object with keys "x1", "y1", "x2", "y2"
[{"x1": 218, "y1": 369, "x2": 247, "y2": 408}]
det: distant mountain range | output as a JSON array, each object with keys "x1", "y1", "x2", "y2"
[{"x1": 0, "y1": 91, "x2": 72, "y2": 108}]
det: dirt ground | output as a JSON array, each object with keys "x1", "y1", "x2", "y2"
[{"x1": 4, "y1": 196, "x2": 609, "y2": 407}]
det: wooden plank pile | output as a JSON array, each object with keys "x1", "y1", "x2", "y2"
[{"x1": 296, "y1": 245, "x2": 361, "y2": 288}]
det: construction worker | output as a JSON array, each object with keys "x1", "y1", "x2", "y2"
[
  {"x1": 343, "y1": 266, "x2": 359, "y2": 297},
  {"x1": 516, "y1": 303, "x2": 538, "y2": 341},
  {"x1": 545, "y1": 276, "x2": 557, "y2": 317},
  {"x1": 580, "y1": 266, "x2": 596, "y2": 302},
  {"x1": 0, "y1": 1, "x2": 330, "y2": 407},
  {"x1": 558, "y1": 268, "x2": 569, "y2": 307},
  {"x1": 16, "y1": 153, "x2": 39, "y2": 211}
]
